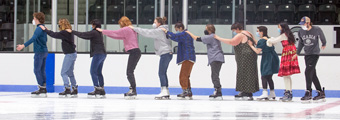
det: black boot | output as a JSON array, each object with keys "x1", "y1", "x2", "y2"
[
  {"x1": 234, "y1": 92, "x2": 247, "y2": 99},
  {"x1": 88, "y1": 86, "x2": 102, "y2": 98},
  {"x1": 124, "y1": 87, "x2": 137, "y2": 99},
  {"x1": 59, "y1": 87, "x2": 71, "y2": 97},
  {"x1": 177, "y1": 88, "x2": 193, "y2": 99},
  {"x1": 209, "y1": 88, "x2": 222, "y2": 100},
  {"x1": 280, "y1": 90, "x2": 293, "y2": 102},
  {"x1": 301, "y1": 90, "x2": 312, "y2": 100},
  {"x1": 31, "y1": 86, "x2": 47, "y2": 97},
  {"x1": 313, "y1": 87, "x2": 326, "y2": 102},
  {"x1": 70, "y1": 86, "x2": 78, "y2": 97}
]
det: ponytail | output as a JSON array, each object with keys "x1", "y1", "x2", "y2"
[{"x1": 155, "y1": 16, "x2": 167, "y2": 25}]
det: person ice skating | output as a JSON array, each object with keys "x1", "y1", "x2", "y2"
[
  {"x1": 267, "y1": 22, "x2": 301, "y2": 102},
  {"x1": 185, "y1": 24, "x2": 225, "y2": 100},
  {"x1": 248, "y1": 26, "x2": 280, "y2": 101},
  {"x1": 128, "y1": 17, "x2": 172, "y2": 100},
  {"x1": 39, "y1": 18, "x2": 78, "y2": 98},
  {"x1": 66, "y1": 19, "x2": 106, "y2": 98},
  {"x1": 160, "y1": 22, "x2": 196, "y2": 100},
  {"x1": 96, "y1": 16, "x2": 141, "y2": 99},
  {"x1": 294, "y1": 16, "x2": 326, "y2": 103},
  {"x1": 16, "y1": 12, "x2": 48, "y2": 98},
  {"x1": 214, "y1": 22, "x2": 259, "y2": 101}
]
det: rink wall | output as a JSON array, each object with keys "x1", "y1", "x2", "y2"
[{"x1": 0, "y1": 53, "x2": 340, "y2": 97}]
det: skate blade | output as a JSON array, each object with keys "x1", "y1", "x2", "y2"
[
  {"x1": 124, "y1": 96, "x2": 137, "y2": 100},
  {"x1": 177, "y1": 96, "x2": 193, "y2": 100},
  {"x1": 209, "y1": 97, "x2": 223, "y2": 101},
  {"x1": 256, "y1": 98, "x2": 269, "y2": 101},
  {"x1": 96, "y1": 95, "x2": 106, "y2": 99},
  {"x1": 280, "y1": 99, "x2": 293, "y2": 102},
  {"x1": 313, "y1": 99, "x2": 326, "y2": 103},
  {"x1": 58, "y1": 94, "x2": 71, "y2": 98},
  {"x1": 70, "y1": 95, "x2": 78, "y2": 98},
  {"x1": 154, "y1": 96, "x2": 170, "y2": 100},
  {"x1": 268, "y1": 97, "x2": 276, "y2": 101},
  {"x1": 235, "y1": 97, "x2": 253, "y2": 101},
  {"x1": 31, "y1": 94, "x2": 47, "y2": 98},
  {"x1": 301, "y1": 100, "x2": 312, "y2": 104}
]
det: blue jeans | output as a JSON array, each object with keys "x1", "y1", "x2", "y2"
[
  {"x1": 159, "y1": 53, "x2": 173, "y2": 87},
  {"x1": 34, "y1": 52, "x2": 48, "y2": 86},
  {"x1": 90, "y1": 54, "x2": 106, "y2": 87},
  {"x1": 61, "y1": 52, "x2": 77, "y2": 88}
]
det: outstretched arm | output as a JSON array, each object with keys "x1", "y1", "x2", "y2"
[
  {"x1": 214, "y1": 34, "x2": 242, "y2": 46},
  {"x1": 99, "y1": 28, "x2": 126, "y2": 40},
  {"x1": 185, "y1": 31, "x2": 199, "y2": 40},
  {"x1": 132, "y1": 27, "x2": 164, "y2": 39}
]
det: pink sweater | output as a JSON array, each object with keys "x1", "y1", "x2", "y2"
[{"x1": 102, "y1": 27, "x2": 139, "y2": 52}]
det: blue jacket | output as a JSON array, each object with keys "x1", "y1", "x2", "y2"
[
  {"x1": 166, "y1": 30, "x2": 195, "y2": 64},
  {"x1": 24, "y1": 24, "x2": 48, "y2": 53}
]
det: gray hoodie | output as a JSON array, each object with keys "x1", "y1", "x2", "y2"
[
  {"x1": 133, "y1": 25, "x2": 172, "y2": 56},
  {"x1": 297, "y1": 26, "x2": 326, "y2": 55}
]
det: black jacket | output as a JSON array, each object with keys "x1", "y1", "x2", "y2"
[
  {"x1": 72, "y1": 29, "x2": 106, "y2": 57},
  {"x1": 44, "y1": 30, "x2": 76, "y2": 54}
]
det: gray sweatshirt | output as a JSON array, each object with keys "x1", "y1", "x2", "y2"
[
  {"x1": 297, "y1": 26, "x2": 326, "y2": 55},
  {"x1": 133, "y1": 25, "x2": 172, "y2": 56}
]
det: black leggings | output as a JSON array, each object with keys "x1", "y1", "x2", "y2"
[{"x1": 261, "y1": 75, "x2": 274, "y2": 90}]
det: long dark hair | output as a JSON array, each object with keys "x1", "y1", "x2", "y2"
[
  {"x1": 279, "y1": 22, "x2": 295, "y2": 44},
  {"x1": 257, "y1": 26, "x2": 269, "y2": 38}
]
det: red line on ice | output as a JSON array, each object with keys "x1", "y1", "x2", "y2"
[{"x1": 287, "y1": 100, "x2": 340, "y2": 118}]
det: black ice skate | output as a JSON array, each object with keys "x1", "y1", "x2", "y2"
[
  {"x1": 313, "y1": 87, "x2": 326, "y2": 103},
  {"x1": 235, "y1": 92, "x2": 253, "y2": 101},
  {"x1": 31, "y1": 86, "x2": 47, "y2": 98},
  {"x1": 154, "y1": 87, "x2": 170, "y2": 100},
  {"x1": 177, "y1": 88, "x2": 193, "y2": 100},
  {"x1": 209, "y1": 88, "x2": 223, "y2": 100},
  {"x1": 279, "y1": 90, "x2": 293, "y2": 102},
  {"x1": 301, "y1": 90, "x2": 312, "y2": 104},
  {"x1": 70, "y1": 86, "x2": 78, "y2": 98},
  {"x1": 88, "y1": 87, "x2": 105, "y2": 99},
  {"x1": 124, "y1": 87, "x2": 137, "y2": 100},
  {"x1": 59, "y1": 87, "x2": 71, "y2": 98}
]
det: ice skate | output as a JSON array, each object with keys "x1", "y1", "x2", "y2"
[
  {"x1": 177, "y1": 88, "x2": 193, "y2": 100},
  {"x1": 301, "y1": 90, "x2": 312, "y2": 104},
  {"x1": 268, "y1": 90, "x2": 276, "y2": 101},
  {"x1": 279, "y1": 90, "x2": 292, "y2": 102},
  {"x1": 31, "y1": 86, "x2": 47, "y2": 98},
  {"x1": 235, "y1": 92, "x2": 253, "y2": 101},
  {"x1": 313, "y1": 87, "x2": 326, "y2": 103},
  {"x1": 155, "y1": 87, "x2": 170, "y2": 100},
  {"x1": 59, "y1": 87, "x2": 71, "y2": 98},
  {"x1": 257, "y1": 90, "x2": 269, "y2": 101},
  {"x1": 70, "y1": 86, "x2": 78, "y2": 98},
  {"x1": 209, "y1": 88, "x2": 223, "y2": 100},
  {"x1": 124, "y1": 87, "x2": 137, "y2": 100},
  {"x1": 88, "y1": 86, "x2": 106, "y2": 99}
]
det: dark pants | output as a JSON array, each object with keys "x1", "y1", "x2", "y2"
[
  {"x1": 210, "y1": 61, "x2": 223, "y2": 89},
  {"x1": 159, "y1": 53, "x2": 173, "y2": 87},
  {"x1": 90, "y1": 54, "x2": 106, "y2": 87},
  {"x1": 127, "y1": 48, "x2": 141, "y2": 89},
  {"x1": 34, "y1": 52, "x2": 48, "y2": 86},
  {"x1": 261, "y1": 74, "x2": 274, "y2": 90},
  {"x1": 179, "y1": 60, "x2": 194, "y2": 90},
  {"x1": 305, "y1": 55, "x2": 322, "y2": 91}
]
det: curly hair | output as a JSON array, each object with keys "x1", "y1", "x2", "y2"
[
  {"x1": 33, "y1": 12, "x2": 45, "y2": 24},
  {"x1": 118, "y1": 16, "x2": 132, "y2": 28},
  {"x1": 58, "y1": 18, "x2": 72, "y2": 31}
]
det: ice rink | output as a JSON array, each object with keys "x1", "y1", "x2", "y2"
[{"x1": 1, "y1": 92, "x2": 340, "y2": 120}]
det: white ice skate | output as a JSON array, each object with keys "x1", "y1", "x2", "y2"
[
  {"x1": 155, "y1": 87, "x2": 170, "y2": 100},
  {"x1": 268, "y1": 90, "x2": 276, "y2": 101},
  {"x1": 256, "y1": 90, "x2": 269, "y2": 101}
]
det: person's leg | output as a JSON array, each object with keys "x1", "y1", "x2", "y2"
[
  {"x1": 41, "y1": 53, "x2": 48, "y2": 86},
  {"x1": 210, "y1": 61, "x2": 222, "y2": 89},
  {"x1": 261, "y1": 76, "x2": 268, "y2": 90},
  {"x1": 90, "y1": 55, "x2": 101, "y2": 87},
  {"x1": 304, "y1": 55, "x2": 314, "y2": 91},
  {"x1": 126, "y1": 49, "x2": 141, "y2": 89},
  {"x1": 283, "y1": 76, "x2": 292, "y2": 91},
  {"x1": 267, "y1": 75, "x2": 274, "y2": 90},
  {"x1": 61, "y1": 54, "x2": 72, "y2": 87},
  {"x1": 158, "y1": 53, "x2": 172, "y2": 87},
  {"x1": 97, "y1": 54, "x2": 106, "y2": 87},
  {"x1": 179, "y1": 61, "x2": 194, "y2": 90},
  {"x1": 310, "y1": 55, "x2": 322, "y2": 91},
  {"x1": 67, "y1": 53, "x2": 77, "y2": 87},
  {"x1": 33, "y1": 53, "x2": 45, "y2": 86}
]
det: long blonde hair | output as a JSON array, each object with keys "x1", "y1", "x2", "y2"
[{"x1": 58, "y1": 18, "x2": 72, "y2": 31}]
